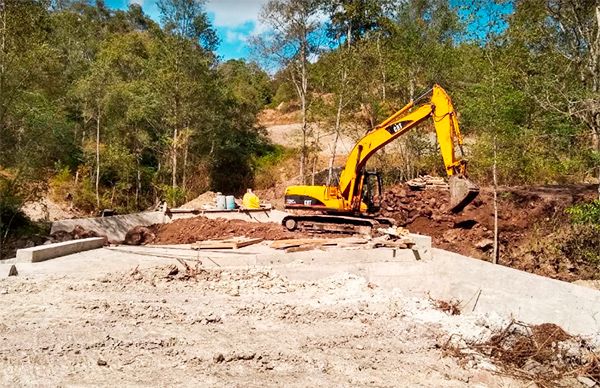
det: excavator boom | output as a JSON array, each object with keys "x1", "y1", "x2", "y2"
[
  {"x1": 283, "y1": 84, "x2": 478, "y2": 233},
  {"x1": 337, "y1": 84, "x2": 478, "y2": 212}
]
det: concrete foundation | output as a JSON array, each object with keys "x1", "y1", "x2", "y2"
[
  {"x1": 12, "y1": 243, "x2": 600, "y2": 336},
  {"x1": 273, "y1": 249, "x2": 600, "y2": 336},
  {"x1": 16, "y1": 237, "x2": 106, "y2": 263}
]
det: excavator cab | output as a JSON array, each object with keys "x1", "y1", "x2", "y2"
[{"x1": 361, "y1": 171, "x2": 383, "y2": 213}]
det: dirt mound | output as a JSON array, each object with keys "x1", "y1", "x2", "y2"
[
  {"x1": 380, "y1": 183, "x2": 599, "y2": 281},
  {"x1": 21, "y1": 197, "x2": 77, "y2": 222},
  {"x1": 49, "y1": 225, "x2": 107, "y2": 244},
  {"x1": 123, "y1": 226, "x2": 156, "y2": 246},
  {"x1": 181, "y1": 191, "x2": 216, "y2": 210},
  {"x1": 145, "y1": 217, "x2": 323, "y2": 245}
]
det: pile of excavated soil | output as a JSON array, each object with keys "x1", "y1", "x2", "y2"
[
  {"x1": 147, "y1": 217, "x2": 325, "y2": 245},
  {"x1": 380, "y1": 183, "x2": 598, "y2": 281}
]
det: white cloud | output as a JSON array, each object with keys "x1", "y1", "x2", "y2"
[
  {"x1": 225, "y1": 29, "x2": 248, "y2": 43},
  {"x1": 205, "y1": 0, "x2": 269, "y2": 28},
  {"x1": 129, "y1": 0, "x2": 145, "y2": 5}
]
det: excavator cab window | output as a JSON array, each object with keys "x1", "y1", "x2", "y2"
[{"x1": 362, "y1": 171, "x2": 382, "y2": 213}]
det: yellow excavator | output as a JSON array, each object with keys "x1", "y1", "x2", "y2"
[{"x1": 282, "y1": 84, "x2": 479, "y2": 233}]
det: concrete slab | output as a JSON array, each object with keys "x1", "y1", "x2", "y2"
[
  {"x1": 9, "y1": 242, "x2": 600, "y2": 336},
  {"x1": 16, "y1": 237, "x2": 106, "y2": 263},
  {"x1": 274, "y1": 249, "x2": 600, "y2": 336}
]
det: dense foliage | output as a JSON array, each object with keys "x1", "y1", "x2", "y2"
[
  {"x1": 258, "y1": 0, "x2": 599, "y2": 187},
  {"x1": 0, "y1": 0, "x2": 273, "y2": 227},
  {"x1": 1, "y1": 0, "x2": 599, "y2": 240}
]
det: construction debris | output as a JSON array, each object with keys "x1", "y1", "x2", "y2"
[
  {"x1": 444, "y1": 320, "x2": 600, "y2": 386},
  {"x1": 407, "y1": 175, "x2": 449, "y2": 190},
  {"x1": 377, "y1": 225, "x2": 410, "y2": 237},
  {"x1": 270, "y1": 235, "x2": 415, "y2": 252}
]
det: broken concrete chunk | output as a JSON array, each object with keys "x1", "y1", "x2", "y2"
[
  {"x1": 475, "y1": 239, "x2": 494, "y2": 251},
  {"x1": 0, "y1": 264, "x2": 18, "y2": 278}
]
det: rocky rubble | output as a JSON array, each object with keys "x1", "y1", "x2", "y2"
[{"x1": 378, "y1": 183, "x2": 599, "y2": 281}]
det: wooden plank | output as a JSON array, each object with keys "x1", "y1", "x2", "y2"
[
  {"x1": 285, "y1": 244, "x2": 325, "y2": 253},
  {"x1": 232, "y1": 237, "x2": 263, "y2": 248},
  {"x1": 192, "y1": 240, "x2": 236, "y2": 249},
  {"x1": 270, "y1": 239, "x2": 335, "y2": 250},
  {"x1": 192, "y1": 237, "x2": 263, "y2": 250}
]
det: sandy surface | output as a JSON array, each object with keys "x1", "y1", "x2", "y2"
[{"x1": 0, "y1": 263, "x2": 524, "y2": 387}]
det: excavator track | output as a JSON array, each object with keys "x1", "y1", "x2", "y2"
[{"x1": 281, "y1": 214, "x2": 395, "y2": 235}]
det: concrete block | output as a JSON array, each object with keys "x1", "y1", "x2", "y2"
[
  {"x1": 409, "y1": 233, "x2": 432, "y2": 260},
  {"x1": 16, "y1": 237, "x2": 105, "y2": 263}
]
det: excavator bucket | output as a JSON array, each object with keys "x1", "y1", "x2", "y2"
[{"x1": 448, "y1": 175, "x2": 479, "y2": 213}]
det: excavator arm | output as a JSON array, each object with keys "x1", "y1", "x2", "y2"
[{"x1": 338, "y1": 84, "x2": 477, "y2": 212}]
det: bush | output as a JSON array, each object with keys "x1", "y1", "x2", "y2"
[
  {"x1": 566, "y1": 200, "x2": 600, "y2": 225},
  {"x1": 0, "y1": 176, "x2": 26, "y2": 230},
  {"x1": 253, "y1": 145, "x2": 296, "y2": 190},
  {"x1": 160, "y1": 184, "x2": 186, "y2": 208},
  {"x1": 560, "y1": 224, "x2": 600, "y2": 266}
]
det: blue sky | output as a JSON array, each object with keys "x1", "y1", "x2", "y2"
[
  {"x1": 104, "y1": 0, "x2": 269, "y2": 60},
  {"x1": 103, "y1": 1, "x2": 513, "y2": 60}
]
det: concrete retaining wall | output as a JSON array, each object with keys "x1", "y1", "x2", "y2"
[
  {"x1": 16, "y1": 237, "x2": 106, "y2": 263},
  {"x1": 50, "y1": 209, "x2": 290, "y2": 242},
  {"x1": 51, "y1": 211, "x2": 166, "y2": 242}
]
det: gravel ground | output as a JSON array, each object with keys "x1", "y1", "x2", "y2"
[{"x1": 0, "y1": 263, "x2": 534, "y2": 387}]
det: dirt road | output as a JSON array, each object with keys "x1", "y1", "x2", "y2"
[{"x1": 0, "y1": 264, "x2": 523, "y2": 387}]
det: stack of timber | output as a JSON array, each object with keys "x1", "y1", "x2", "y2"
[{"x1": 406, "y1": 175, "x2": 449, "y2": 190}]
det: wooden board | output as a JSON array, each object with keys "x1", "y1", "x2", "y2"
[
  {"x1": 192, "y1": 237, "x2": 263, "y2": 250},
  {"x1": 270, "y1": 239, "x2": 337, "y2": 250},
  {"x1": 285, "y1": 244, "x2": 327, "y2": 253}
]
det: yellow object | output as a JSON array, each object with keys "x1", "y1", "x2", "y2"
[
  {"x1": 242, "y1": 191, "x2": 260, "y2": 209},
  {"x1": 284, "y1": 84, "x2": 478, "y2": 214}
]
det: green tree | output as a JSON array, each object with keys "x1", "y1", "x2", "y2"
[{"x1": 253, "y1": 0, "x2": 324, "y2": 183}]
